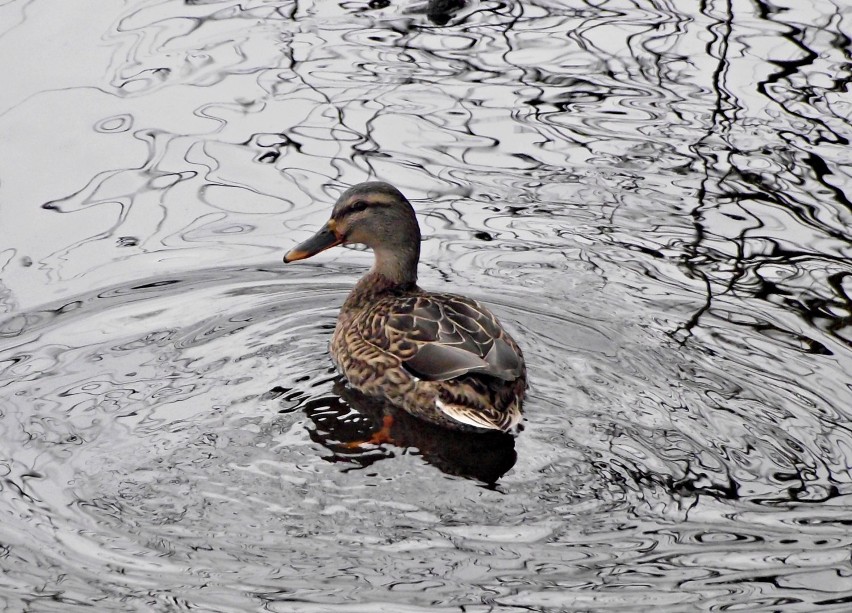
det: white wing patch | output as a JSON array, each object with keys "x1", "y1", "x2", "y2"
[{"x1": 435, "y1": 398, "x2": 500, "y2": 430}]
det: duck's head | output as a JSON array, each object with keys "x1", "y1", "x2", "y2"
[{"x1": 283, "y1": 182, "x2": 422, "y2": 283}]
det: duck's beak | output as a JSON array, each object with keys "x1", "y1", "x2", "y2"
[{"x1": 283, "y1": 220, "x2": 343, "y2": 263}]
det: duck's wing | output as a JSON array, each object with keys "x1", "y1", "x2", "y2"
[{"x1": 378, "y1": 294, "x2": 524, "y2": 382}]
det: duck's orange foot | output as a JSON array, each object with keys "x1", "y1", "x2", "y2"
[{"x1": 343, "y1": 415, "x2": 394, "y2": 449}]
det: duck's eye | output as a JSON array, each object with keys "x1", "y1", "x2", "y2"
[{"x1": 348, "y1": 200, "x2": 369, "y2": 215}]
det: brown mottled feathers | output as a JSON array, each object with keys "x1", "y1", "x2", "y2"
[
  {"x1": 331, "y1": 291, "x2": 526, "y2": 432},
  {"x1": 382, "y1": 295, "x2": 523, "y2": 382}
]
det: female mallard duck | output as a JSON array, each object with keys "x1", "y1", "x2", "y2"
[{"x1": 283, "y1": 182, "x2": 526, "y2": 432}]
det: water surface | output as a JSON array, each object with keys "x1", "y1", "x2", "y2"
[{"x1": 1, "y1": 0, "x2": 851, "y2": 610}]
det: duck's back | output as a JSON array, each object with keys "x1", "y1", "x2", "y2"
[{"x1": 331, "y1": 289, "x2": 526, "y2": 431}]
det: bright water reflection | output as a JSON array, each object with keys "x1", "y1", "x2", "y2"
[{"x1": 1, "y1": 0, "x2": 851, "y2": 610}]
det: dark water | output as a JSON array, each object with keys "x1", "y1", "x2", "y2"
[{"x1": 1, "y1": 0, "x2": 851, "y2": 610}]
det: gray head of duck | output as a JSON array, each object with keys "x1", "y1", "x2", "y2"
[{"x1": 283, "y1": 182, "x2": 422, "y2": 286}]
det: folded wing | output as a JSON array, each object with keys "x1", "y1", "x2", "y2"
[{"x1": 378, "y1": 294, "x2": 524, "y2": 382}]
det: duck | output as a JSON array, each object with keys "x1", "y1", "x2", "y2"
[{"x1": 283, "y1": 181, "x2": 526, "y2": 433}]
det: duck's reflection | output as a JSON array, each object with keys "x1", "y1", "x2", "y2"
[{"x1": 300, "y1": 379, "x2": 517, "y2": 485}]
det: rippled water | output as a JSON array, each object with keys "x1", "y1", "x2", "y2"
[{"x1": 1, "y1": 0, "x2": 851, "y2": 610}]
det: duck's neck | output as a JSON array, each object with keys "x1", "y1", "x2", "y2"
[{"x1": 342, "y1": 245, "x2": 419, "y2": 311}]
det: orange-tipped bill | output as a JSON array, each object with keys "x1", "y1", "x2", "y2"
[{"x1": 283, "y1": 221, "x2": 342, "y2": 263}]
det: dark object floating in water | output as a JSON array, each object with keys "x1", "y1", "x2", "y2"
[
  {"x1": 426, "y1": 0, "x2": 465, "y2": 24},
  {"x1": 399, "y1": 0, "x2": 466, "y2": 24}
]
